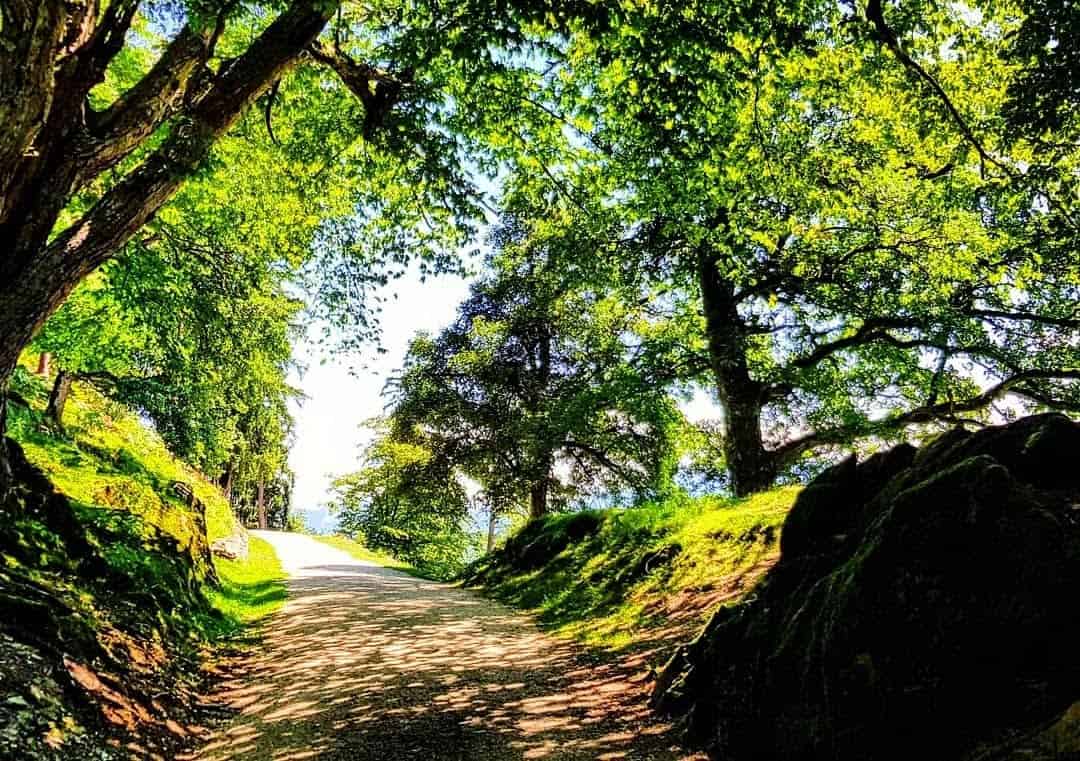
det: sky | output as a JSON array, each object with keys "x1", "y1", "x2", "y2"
[{"x1": 287, "y1": 267, "x2": 474, "y2": 528}]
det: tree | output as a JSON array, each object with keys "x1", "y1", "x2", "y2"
[
  {"x1": 389, "y1": 214, "x2": 683, "y2": 518},
  {"x1": 0, "y1": 0, "x2": 605, "y2": 455},
  {"x1": 1, "y1": 0, "x2": 337, "y2": 393},
  {"x1": 31, "y1": 219, "x2": 301, "y2": 469},
  {"x1": 328, "y1": 428, "x2": 472, "y2": 578},
  {"x1": 509, "y1": 0, "x2": 1080, "y2": 494}
]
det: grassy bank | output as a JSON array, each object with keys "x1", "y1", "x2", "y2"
[
  {"x1": 0, "y1": 364, "x2": 286, "y2": 759},
  {"x1": 7, "y1": 366, "x2": 237, "y2": 552},
  {"x1": 208, "y1": 536, "x2": 287, "y2": 636},
  {"x1": 462, "y1": 487, "x2": 799, "y2": 651}
]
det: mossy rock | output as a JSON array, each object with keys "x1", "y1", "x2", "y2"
[
  {"x1": 653, "y1": 414, "x2": 1080, "y2": 761},
  {"x1": 500, "y1": 511, "x2": 605, "y2": 571}
]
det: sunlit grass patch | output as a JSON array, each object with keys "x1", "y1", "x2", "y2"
[
  {"x1": 208, "y1": 537, "x2": 287, "y2": 637},
  {"x1": 7, "y1": 364, "x2": 238, "y2": 560},
  {"x1": 5, "y1": 361, "x2": 287, "y2": 641},
  {"x1": 313, "y1": 534, "x2": 425, "y2": 576},
  {"x1": 462, "y1": 487, "x2": 799, "y2": 652}
]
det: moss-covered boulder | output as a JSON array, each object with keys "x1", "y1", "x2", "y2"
[{"x1": 652, "y1": 413, "x2": 1080, "y2": 760}]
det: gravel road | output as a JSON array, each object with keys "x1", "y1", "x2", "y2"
[{"x1": 195, "y1": 531, "x2": 703, "y2": 761}]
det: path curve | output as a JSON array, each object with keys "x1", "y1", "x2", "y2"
[{"x1": 195, "y1": 531, "x2": 703, "y2": 761}]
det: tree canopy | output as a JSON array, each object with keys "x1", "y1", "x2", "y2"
[
  {"x1": 1, "y1": 0, "x2": 1078, "y2": 528},
  {"x1": 385, "y1": 213, "x2": 685, "y2": 519}
]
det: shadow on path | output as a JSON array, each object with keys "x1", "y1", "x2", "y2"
[{"x1": 194, "y1": 533, "x2": 703, "y2": 761}]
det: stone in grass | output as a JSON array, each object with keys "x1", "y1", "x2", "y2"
[{"x1": 210, "y1": 530, "x2": 249, "y2": 562}]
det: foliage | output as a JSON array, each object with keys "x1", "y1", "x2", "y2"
[
  {"x1": 462, "y1": 487, "x2": 798, "y2": 650},
  {"x1": 6, "y1": 364, "x2": 286, "y2": 628},
  {"x1": 327, "y1": 431, "x2": 475, "y2": 579},
  {"x1": 8, "y1": 364, "x2": 236, "y2": 553},
  {"x1": 31, "y1": 212, "x2": 302, "y2": 527},
  {"x1": 388, "y1": 213, "x2": 687, "y2": 518},
  {"x1": 0, "y1": 364, "x2": 287, "y2": 758},
  {"x1": 473, "y1": 0, "x2": 1080, "y2": 493}
]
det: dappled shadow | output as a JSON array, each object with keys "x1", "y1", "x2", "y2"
[{"x1": 192, "y1": 535, "x2": 703, "y2": 761}]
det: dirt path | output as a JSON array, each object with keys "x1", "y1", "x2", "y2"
[{"x1": 195, "y1": 531, "x2": 704, "y2": 761}]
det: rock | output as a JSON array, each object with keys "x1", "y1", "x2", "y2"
[
  {"x1": 210, "y1": 530, "x2": 249, "y2": 561},
  {"x1": 1039, "y1": 700, "x2": 1080, "y2": 755},
  {"x1": 780, "y1": 443, "x2": 917, "y2": 560},
  {"x1": 653, "y1": 414, "x2": 1080, "y2": 761}
]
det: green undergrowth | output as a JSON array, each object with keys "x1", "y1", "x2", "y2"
[
  {"x1": 0, "y1": 364, "x2": 285, "y2": 758},
  {"x1": 7, "y1": 365, "x2": 236, "y2": 558},
  {"x1": 461, "y1": 487, "x2": 799, "y2": 651},
  {"x1": 314, "y1": 534, "x2": 424, "y2": 576},
  {"x1": 208, "y1": 536, "x2": 287, "y2": 636},
  {"x1": 4, "y1": 364, "x2": 287, "y2": 634}
]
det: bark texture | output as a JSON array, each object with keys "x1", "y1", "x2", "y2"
[
  {"x1": 0, "y1": 1, "x2": 339, "y2": 396},
  {"x1": 44, "y1": 370, "x2": 72, "y2": 427},
  {"x1": 696, "y1": 247, "x2": 777, "y2": 497},
  {"x1": 528, "y1": 478, "x2": 549, "y2": 520},
  {"x1": 256, "y1": 479, "x2": 267, "y2": 530}
]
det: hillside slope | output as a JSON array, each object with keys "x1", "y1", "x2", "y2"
[
  {"x1": 652, "y1": 413, "x2": 1080, "y2": 760},
  {"x1": 1, "y1": 366, "x2": 284, "y2": 760},
  {"x1": 462, "y1": 488, "x2": 799, "y2": 653}
]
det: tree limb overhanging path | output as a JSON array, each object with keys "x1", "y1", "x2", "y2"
[{"x1": 195, "y1": 533, "x2": 705, "y2": 760}]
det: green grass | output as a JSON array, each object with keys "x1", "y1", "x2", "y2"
[
  {"x1": 462, "y1": 487, "x2": 799, "y2": 651},
  {"x1": 5, "y1": 362, "x2": 285, "y2": 641},
  {"x1": 207, "y1": 536, "x2": 288, "y2": 636},
  {"x1": 0, "y1": 361, "x2": 292, "y2": 757},
  {"x1": 7, "y1": 365, "x2": 238, "y2": 560},
  {"x1": 313, "y1": 534, "x2": 421, "y2": 575}
]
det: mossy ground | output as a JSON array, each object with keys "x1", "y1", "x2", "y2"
[
  {"x1": 0, "y1": 362, "x2": 286, "y2": 758},
  {"x1": 7, "y1": 365, "x2": 236, "y2": 554},
  {"x1": 462, "y1": 488, "x2": 798, "y2": 651}
]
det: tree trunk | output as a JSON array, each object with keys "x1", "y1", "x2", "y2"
[
  {"x1": 256, "y1": 478, "x2": 267, "y2": 530},
  {"x1": 486, "y1": 503, "x2": 498, "y2": 553},
  {"x1": 45, "y1": 370, "x2": 72, "y2": 427},
  {"x1": 697, "y1": 247, "x2": 777, "y2": 497},
  {"x1": 221, "y1": 460, "x2": 235, "y2": 503},
  {"x1": 35, "y1": 353, "x2": 51, "y2": 376},
  {"x1": 528, "y1": 478, "x2": 549, "y2": 520}
]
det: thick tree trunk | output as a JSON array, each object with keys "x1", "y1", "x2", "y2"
[
  {"x1": 697, "y1": 247, "x2": 777, "y2": 497},
  {"x1": 256, "y1": 478, "x2": 267, "y2": 530},
  {"x1": 528, "y1": 478, "x2": 549, "y2": 520},
  {"x1": 0, "y1": 1, "x2": 65, "y2": 188},
  {"x1": 45, "y1": 370, "x2": 72, "y2": 427}
]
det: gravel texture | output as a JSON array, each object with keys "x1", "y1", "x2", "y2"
[{"x1": 194, "y1": 532, "x2": 704, "y2": 761}]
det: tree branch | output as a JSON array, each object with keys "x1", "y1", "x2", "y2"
[
  {"x1": 786, "y1": 317, "x2": 919, "y2": 369},
  {"x1": 772, "y1": 368, "x2": 1080, "y2": 463},
  {"x1": 965, "y1": 307, "x2": 1080, "y2": 329},
  {"x1": 0, "y1": 0, "x2": 337, "y2": 364},
  {"x1": 43, "y1": 1, "x2": 336, "y2": 271},
  {"x1": 562, "y1": 440, "x2": 637, "y2": 485},
  {"x1": 81, "y1": 22, "x2": 221, "y2": 183},
  {"x1": 864, "y1": 0, "x2": 1005, "y2": 175},
  {"x1": 308, "y1": 40, "x2": 408, "y2": 138}
]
